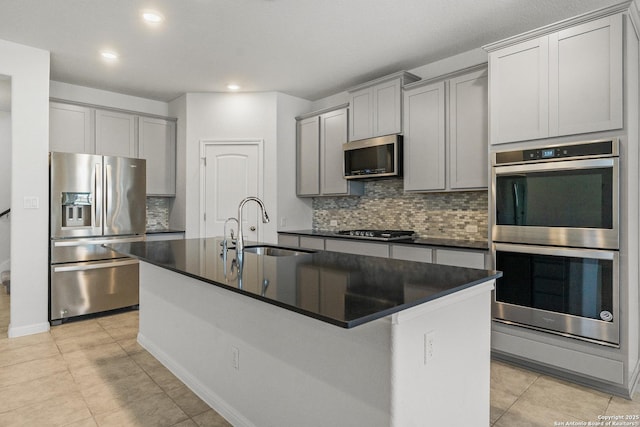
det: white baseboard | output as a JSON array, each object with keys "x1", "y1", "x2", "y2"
[{"x1": 8, "y1": 321, "x2": 50, "y2": 338}]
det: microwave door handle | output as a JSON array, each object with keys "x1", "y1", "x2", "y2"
[{"x1": 513, "y1": 183, "x2": 519, "y2": 225}]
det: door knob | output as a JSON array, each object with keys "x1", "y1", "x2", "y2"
[{"x1": 249, "y1": 226, "x2": 256, "y2": 231}]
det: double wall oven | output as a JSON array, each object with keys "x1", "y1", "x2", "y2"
[{"x1": 491, "y1": 139, "x2": 619, "y2": 346}]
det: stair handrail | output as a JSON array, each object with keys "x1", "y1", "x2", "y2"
[{"x1": 0, "y1": 208, "x2": 10, "y2": 219}]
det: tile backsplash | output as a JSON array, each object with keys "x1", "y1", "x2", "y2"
[
  {"x1": 312, "y1": 178, "x2": 488, "y2": 241},
  {"x1": 146, "y1": 197, "x2": 171, "y2": 231}
]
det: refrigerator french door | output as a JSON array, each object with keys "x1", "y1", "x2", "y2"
[{"x1": 49, "y1": 152, "x2": 146, "y2": 323}]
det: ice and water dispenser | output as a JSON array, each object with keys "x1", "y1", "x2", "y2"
[{"x1": 61, "y1": 192, "x2": 92, "y2": 228}]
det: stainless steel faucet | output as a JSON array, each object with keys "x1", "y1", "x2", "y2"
[
  {"x1": 221, "y1": 217, "x2": 239, "y2": 268},
  {"x1": 236, "y1": 196, "x2": 269, "y2": 253}
]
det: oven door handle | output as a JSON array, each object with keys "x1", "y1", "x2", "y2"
[
  {"x1": 494, "y1": 243, "x2": 616, "y2": 260},
  {"x1": 53, "y1": 258, "x2": 138, "y2": 273}
]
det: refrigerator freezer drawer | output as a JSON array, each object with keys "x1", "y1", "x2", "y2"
[{"x1": 50, "y1": 258, "x2": 139, "y2": 321}]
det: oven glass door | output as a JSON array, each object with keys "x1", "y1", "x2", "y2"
[
  {"x1": 493, "y1": 243, "x2": 619, "y2": 346},
  {"x1": 493, "y1": 158, "x2": 618, "y2": 249}
]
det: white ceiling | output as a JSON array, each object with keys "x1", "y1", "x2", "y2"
[{"x1": 0, "y1": 0, "x2": 622, "y2": 102}]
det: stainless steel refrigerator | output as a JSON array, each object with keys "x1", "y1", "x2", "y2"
[{"x1": 49, "y1": 152, "x2": 146, "y2": 324}]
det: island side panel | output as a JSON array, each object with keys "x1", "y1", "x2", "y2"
[
  {"x1": 137, "y1": 261, "x2": 393, "y2": 427},
  {"x1": 390, "y1": 281, "x2": 494, "y2": 427}
]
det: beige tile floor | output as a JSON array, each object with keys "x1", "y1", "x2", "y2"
[
  {"x1": 1, "y1": 286, "x2": 639, "y2": 426},
  {"x1": 0, "y1": 290, "x2": 231, "y2": 427}
]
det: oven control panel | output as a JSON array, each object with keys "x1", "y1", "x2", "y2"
[{"x1": 494, "y1": 139, "x2": 617, "y2": 165}]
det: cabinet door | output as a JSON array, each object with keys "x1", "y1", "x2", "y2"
[
  {"x1": 320, "y1": 108, "x2": 349, "y2": 195},
  {"x1": 449, "y1": 69, "x2": 488, "y2": 189},
  {"x1": 95, "y1": 109, "x2": 137, "y2": 157},
  {"x1": 374, "y1": 79, "x2": 402, "y2": 136},
  {"x1": 550, "y1": 14, "x2": 623, "y2": 136},
  {"x1": 403, "y1": 81, "x2": 446, "y2": 192},
  {"x1": 139, "y1": 117, "x2": 176, "y2": 195},
  {"x1": 297, "y1": 116, "x2": 320, "y2": 196},
  {"x1": 349, "y1": 88, "x2": 373, "y2": 141},
  {"x1": 49, "y1": 102, "x2": 95, "y2": 154},
  {"x1": 489, "y1": 37, "x2": 549, "y2": 144}
]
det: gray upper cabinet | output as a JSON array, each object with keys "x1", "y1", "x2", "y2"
[
  {"x1": 49, "y1": 102, "x2": 95, "y2": 154},
  {"x1": 138, "y1": 117, "x2": 176, "y2": 196},
  {"x1": 348, "y1": 71, "x2": 420, "y2": 141},
  {"x1": 448, "y1": 69, "x2": 488, "y2": 190},
  {"x1": 403, "y1": 67, "x2": 488, "y2": 192},
  {"x1": 49, "y1": 101, "x2": 177, "y2": 196},
  {"x1": 321, "y1": 108, "x2": 350, "y2": 195},
  {"x1": 403, "y1": 81, "x2": 446, "y2": 192},
  {"x1": 488, "y1": 14, "x2": 622, "y2": 144},
  {"x1": 95, "y1": 109, "x2": 137, "y2": 157},
  {"x1": 296, "y1": 115, "x2": 320, "y2": 196},
  {"x1": 297, "y1": 106, "x2": 363, "y2": 197}
]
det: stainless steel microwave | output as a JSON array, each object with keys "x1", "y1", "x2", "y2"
[{"x1": 343, "y1": 134, "x2": 402, "y2": 179}]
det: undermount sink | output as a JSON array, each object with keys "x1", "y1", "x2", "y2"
[{"x1": 243, "y1": 245, "x2": 315, "y2": 257}]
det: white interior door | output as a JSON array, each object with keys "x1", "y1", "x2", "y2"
[{"x1": 202, "y1": 141, "x2": 263, "y2": 241}]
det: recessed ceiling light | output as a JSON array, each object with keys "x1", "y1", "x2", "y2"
[
  {"x1": 100, "y1": 51, "x2": 119, "y2": 61},
  {"x1": 227, "y1": 84, "x2": 241, "y2": 91},
  {"x1": 142, "y1": 10, "x2": 164, "y2": 24}
]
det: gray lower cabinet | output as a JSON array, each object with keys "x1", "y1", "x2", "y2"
[
  {"x1": 403, "y1": 67, "x2": 488, "y2": 192},
  {"x1": 278, "y1": 233, "x2": 487, "y2": 268},
  {"x1": 296, "y1": 106, "x2": 363, "y2": 197}
]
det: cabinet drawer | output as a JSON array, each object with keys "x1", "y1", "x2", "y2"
[
  {"x1": 278, "y1": 234, "x2": 300, "y2": 247},
  {"x1": 325, "y1": 239, "x2": 389, "y2": 258},
  {"x1": 300, "y1": 236, "x2": 325, "y2": 250},
  {"x1": 390, "y1": 245, "x2": 433, "y2": 263},
  {"x1": 435, "y1": 249, "x2": 486, "y2": 269}
]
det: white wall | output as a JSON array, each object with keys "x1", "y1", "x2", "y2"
[
  {"x1": 181, "y1": 92, "x2": 310, "y2": 241},
  {"x1": 276, "y1": 93, "x2": 312, "y2": 230},
  {"x1": 50, "y1": 81, "x2": 170, "y2": 117},
  {"x1": 0, "y1": 39, "x2": 50, "y2": 337},
  {"x1": 0, "y1": 78, "x2": 10, "y2": 273},
  {"x1": 168, "y1": 94, "x2": 187, "y2": 231}
]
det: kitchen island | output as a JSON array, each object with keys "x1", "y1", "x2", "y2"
[{"x1": 109, "y1": 238, "x2": 500, "y2": 427}]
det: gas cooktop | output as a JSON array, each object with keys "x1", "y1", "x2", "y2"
[{"x1": 334, "y1": 229, "x2": 416, "y2": 241}]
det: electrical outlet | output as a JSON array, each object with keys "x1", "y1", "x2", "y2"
[
  {"x1": 424, "y1": 331, "x2": 435, "y2": 364},
  {"x1": 280, "y1": 217, "x2": 287, "y2": 227},
  {"x1": 465, "y1": 224, "x2": 478, "y2": 233},
  {"x1": 232, "y1": 347, "x2": 240, "y2": 370},
  {"x1": 330, "y1": 220, "x2": 338, "y2": 227}
]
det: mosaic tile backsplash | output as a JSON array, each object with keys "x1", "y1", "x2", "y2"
[
  {"x1": 146, "y1": 197, "x2": 171, "y2": 231},
  {"x1": 312, "y1": 178, "x2": 488, "y2": 241}
]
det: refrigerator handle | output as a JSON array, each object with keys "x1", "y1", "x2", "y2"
[
  {"x1": 105, "y1": 164, "x2": 110, "y2": 220},
  {"x1": 94, "y1": 163, "x2": 102, "y2": 229}
]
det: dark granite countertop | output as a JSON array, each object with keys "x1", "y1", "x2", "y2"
[
  {"x1": 279, "y1": 229, "x2": 489, "y2": 251},
  {"x1": 108, "y1": 238, "x2": 500, "y2": 328},
  {"x1": 145, "y1": 229, "x2": 186, "y2": 234}
]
